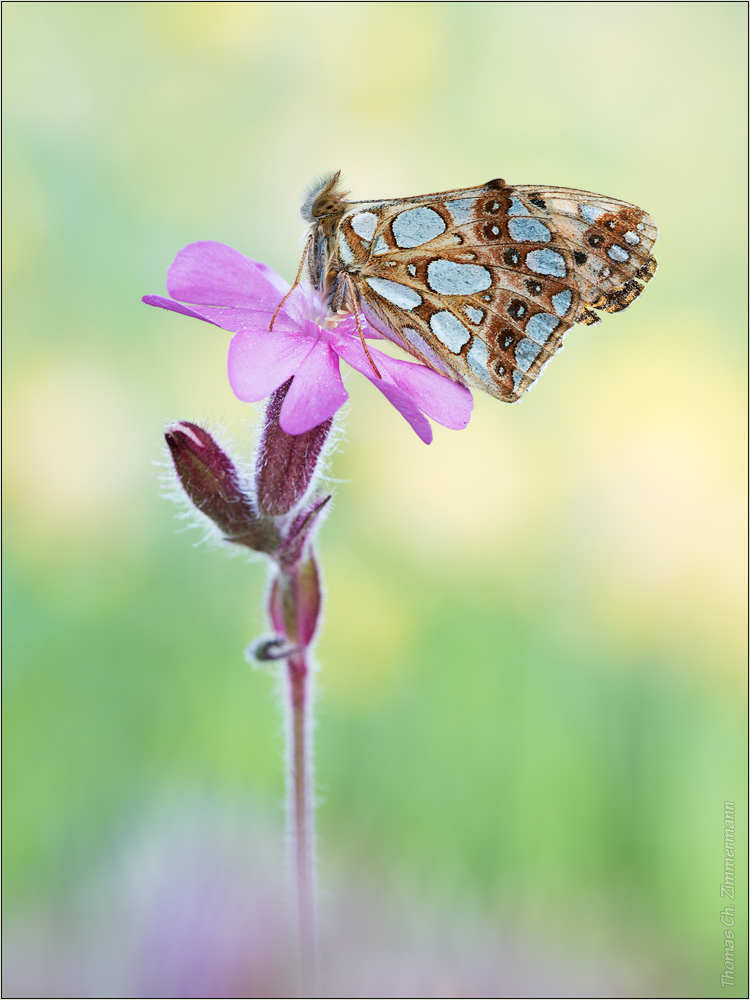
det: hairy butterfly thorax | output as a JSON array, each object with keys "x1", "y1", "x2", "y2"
[{"x1": 298, "y1": 170, "x2": 658, "y2": 402}]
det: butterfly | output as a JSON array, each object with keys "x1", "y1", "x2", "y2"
[{"x1": 296, "y1": 171, "x2": 658, "y2": 402}]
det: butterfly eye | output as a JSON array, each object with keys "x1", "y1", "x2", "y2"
[
  {"x1": 485, "y1": 200, "x2": 502, "y2": 214},
  {"x1": 503, "y1": 249, "x2": 521, "y2": 266},
  {"x1": 587, "y1": 234, "x2": 603, "y2": 247},
  {"x1": 525, "y1": 280, "x2": 543, "y2": 296},
  {"x1": 482, "y1": 222, "x2": 503, "y2": 240},
  {"x1": 311, "y1": 195, "x2": 342, "y2": 218},
  {"x1": 498, "y1": 329, "x2": 516, "y2": 349},
  {"x1": 574, "y1": 251, "x2": 588, "y2": 265},
  {"x1": 507, "y1": 300, "x2": 526, "y2": 320},
  {"x1": 495, "y1": 363, "x2": 506, "y2": 376}
]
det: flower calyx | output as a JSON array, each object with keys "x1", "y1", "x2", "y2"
[
  {"x1": 165, "y1": 405, "x2": 331, "y2": 580},
  {"x1": 165, "y1": 421, "x2": 279, "y2": 554}
]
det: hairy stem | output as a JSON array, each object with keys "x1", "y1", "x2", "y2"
[{"x1": 287, "y1": 651, "x2": 316, "y2": 995}]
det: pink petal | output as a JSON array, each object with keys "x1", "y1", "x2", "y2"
[
  {"x1": 330, "y1": 333, "x2": 389, "y2": 380},
  {"x1": 368, "y1": 377, "x2": 434, "y2": 444},
  {"x1": 330, "y1": 336, "x2": 433, "y2": 442},
  {"x1": 370, "y1": 352, "x2": 473, "y2": 429},
  {"x1": 251, "y1": 260, "x2": 291, "y2": 296},
  {"x1": 279, "y1": 340, "x2": 348, "y2": 435},
  {"x1": 360, "y1": 301, "x2": 454, "y2": 373},
  {"x1": 142, "y1": 294, "x2": 223, "y2": 326},
  {"x1": 143, "y1": 293, "x2": 297, "y2": 335},
  {"x1": 166, "y1": 241, "x2": 284, "y2": 311},
  {"x1": 333, "y1": 335, "x2": 472, "y2": 430},
  {"x1": 228, "y1": 330, "x2": 315, "y2": 402}
]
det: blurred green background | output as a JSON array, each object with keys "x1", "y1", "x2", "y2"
[{"x1": 3, "y1": 2, "x2": 746, "y2": 996}]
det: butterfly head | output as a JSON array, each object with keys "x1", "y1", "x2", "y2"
[{"x1": 300, "y1": 170, "x2": 348, "y2": 225}]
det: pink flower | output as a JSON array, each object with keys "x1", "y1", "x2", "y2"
[{"x1": 143, "y1": 241, "x2": 473, "y2": 444}]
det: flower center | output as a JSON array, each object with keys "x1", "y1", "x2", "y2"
[{"x1": 322, "y1": 311, "x2": 351, "y2": 329}]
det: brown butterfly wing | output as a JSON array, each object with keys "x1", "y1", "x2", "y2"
[{"x1": 331, "y1": 180, "x2": 657, "y2": 402}]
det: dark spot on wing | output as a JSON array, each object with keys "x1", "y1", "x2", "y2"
[
  {"x1": 602, "y1": 280, "x2": 645, "y2": 313},
  {"x1": 579, "y1": 308, "x2": 601, "y2": 326},
  {"x1": 482, "y1": 221, "x2": 503, "y2": 240},
  {"x1": 635, "y1": 256, "x2": 658, "y2": 281}
]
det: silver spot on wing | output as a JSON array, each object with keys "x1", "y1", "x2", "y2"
[
  {"x1": 350, "y1": 212, "x2": 378, "y2": 241},
  {"x1": 508, "y1": 217, "x2": 552, "y2": 243},
  {"x1": 365, "y1": 276, "x2": 422, "y2": 311},
  {"x1": 580, "y1": 204, "x2": 605, "y2": 224},
  {"x1": 392, "y1": 207, "x2": 446, "y2": 248},
  {"x1": 607, "y1": 245, "x2": 630, "y2": 262},
  {"x1": 427, "y1": 259, "x2": 492, "y2": 295},
  {"x1": 551, "y1": 289, "x2": 572, "y2": 316},
  {"x1": 429, "y1": 311, "x2": 471, "y2": 353},
  {"x1": 463, "y1": 305, "x2": 484, "y2": 325},
  {"x1": 526, "y1": 249, "x2": 567, "y2": 277},
  {"x1": 445, "y1": 197, "x2": 476, "y2": 225},
  {"x1": 508, "y1": 196, "x2": 530, "y2": 216},
  {"x1": 515, "y1": 338, "x2": 541, "y2": 372},
  {"x1": 525, "y1": 312, "x2": 559, "y2": 345},
  {"x1": 338, "y1": 230, "x2": 354, "y2": 265},
  {"x1": 467, "y1": 338, "x2": 492, "y2": 384}
]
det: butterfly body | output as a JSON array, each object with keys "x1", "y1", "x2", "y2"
[{"x1": 301, "y1": 172, "x2": 658, "y2": 402}]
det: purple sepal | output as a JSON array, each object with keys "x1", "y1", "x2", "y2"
[
  {"x1": 165, "y1": 421, "x2": 280, "y2": 553},
  {"x1": 275, "y1": 496, "x2": 331, "y2": 571},
  {"x1": 255, "y1": 381, "x2": 334, "y2": 517}
]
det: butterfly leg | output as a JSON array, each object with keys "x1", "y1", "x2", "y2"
[
  {"x1": 269, "y1": 235, "x2": 313, "y2": 332},
  {"x1": 342, "y1": 273, "x2": 382, "y2": 379}
]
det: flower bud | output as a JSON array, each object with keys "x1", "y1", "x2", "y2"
[
  {"x1": 166, "y1": 422, "x2": 280, "y2": 552},
  {"x1": 255, "y1": 380, "x2": 333, "y2": 517},
  {"x1": 267, "y1": 553, "x2": 322, "y2": 650}
]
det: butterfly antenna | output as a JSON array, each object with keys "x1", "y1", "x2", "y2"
[
  {"x1": 269, "y1": 235, "x2": 313, "y2": 332},
  {"x1": 344, "y1": 274, "x2": 381, "y2": 379}
]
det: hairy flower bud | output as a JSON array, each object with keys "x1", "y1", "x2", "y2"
[
  {"x1": 267, "y1": 553, "x2": 322, "y2": 650},
  {"x1": 255, "y1": 380, "x2": 333, "y2": 517},
  {"x1": 166, "y1": 422, "x2": 280, "y2": 552}
]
